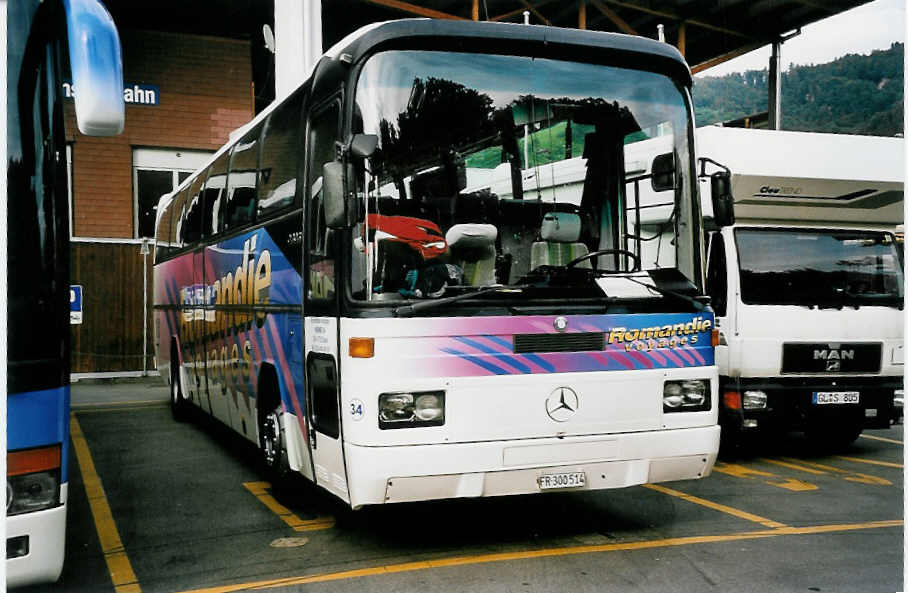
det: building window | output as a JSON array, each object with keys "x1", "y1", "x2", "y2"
[{"x1": 132, "y1": 148, "x2": 212, "y2": 238}]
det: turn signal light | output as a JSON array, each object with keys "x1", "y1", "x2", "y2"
[
  {"x1": 723, "y1": 391, "x2": 742, "y2": 411},
  {"x1": 8, "y1": 445, "x2": 61, "y2": 477},
  {"x1": 711, "y1": 329, "x2": 720, "y2": 347},
  {"x1": 349, "y1": 337, "x2": 374, "y2": 358}
]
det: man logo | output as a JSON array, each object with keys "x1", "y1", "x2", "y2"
[
  {"x1": 814, "y1": 347, "x2": 854, "y2": 372},
  {"x1": 546, "y1": 387, "x2": 579, "y2": 422}
]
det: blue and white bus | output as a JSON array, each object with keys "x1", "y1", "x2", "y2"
[
  {"x1": 5, "y1": 0, "x2": 123, "y2": 586},
  {"x1": 154, "y1": 20, "x2": 735, "y2": 510}
]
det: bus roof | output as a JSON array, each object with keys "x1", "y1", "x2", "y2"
[{"x1": 322, "y1": 18, "x2": 691, "y2": 85}]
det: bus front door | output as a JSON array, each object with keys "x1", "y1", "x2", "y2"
[{"x1": 304, "y1": 317, "x2": 349, "y2": 503}]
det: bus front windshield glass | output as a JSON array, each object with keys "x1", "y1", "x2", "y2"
[
  {"x1": 351, "y1": 50, "x2": 697, "y2": 306},
  {"x1": 735, "y1": 228, "x2": 904, "y2": 307}
]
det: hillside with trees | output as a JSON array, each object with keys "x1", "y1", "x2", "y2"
[{"x1": 693, "y1": 42, "x2": 903, "y2": 136}]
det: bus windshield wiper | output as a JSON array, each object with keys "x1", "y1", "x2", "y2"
[
  {"x1": 393, "y1": 284, "x2": 531, "y2": 317},
  {"x1": 622, "y1": 276, "x2": 708, "y2": 312}
]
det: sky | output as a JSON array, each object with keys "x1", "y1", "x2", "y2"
[{"x1": 695, "y1": 0, "x2": 905, "y2": 77}]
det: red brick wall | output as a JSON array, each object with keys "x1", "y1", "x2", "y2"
[{"x1": 66, "y1": 30, "x2": 253, "y2": 238}]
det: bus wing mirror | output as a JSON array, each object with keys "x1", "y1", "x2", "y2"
[
  {"x1": 323, "y1": 161, "x2": 353, "y2": 229},
  {"x1": 710, "y1": 171, "x2": 735, "y2": 227},
  {"x1": 64, "y1": 0, "x2": 125, "y2": 136},
  {"x1": 350, "y1": 134, "x2": 378, "y2": 159},
  {"x1": 651, "y1": 152, "x2": 676, "y2": 192}
]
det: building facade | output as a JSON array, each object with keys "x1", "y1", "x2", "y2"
[{"x1": 66, "y1": 30, "x2": 253, "y2": 376}]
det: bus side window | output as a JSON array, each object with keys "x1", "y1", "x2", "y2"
[
  {"x1": 182, "y1": 176, "x2": 206, "y2": 244},
  {"x1": 306, "y1": 101, "x2": 341, "y2": 304},
  {"x1": 706, "y1": 232, "x2": 727, "y2": 317},
  {"x1": 170, "y1": 189, "x2": 188, "y2": 251},
  {"x1": 155, "y1": 195, "x2": 173, "y2": 261},
  {"x1": 258, "y1": 90, "x2": 303, "y2": 217},
  {"x1": 224, "y1": 123, "x2": 263, "y2": 232},
  {"x1": 202, "y1": 152, "x2": 230, "y2": 237}
]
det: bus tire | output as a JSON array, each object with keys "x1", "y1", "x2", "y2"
[
  {"x1": 257, "y1": 369, "x2": 289, "y2": 484},
  {"x1": 170, "y1": 346, "x2": 189, "y2": 422}
]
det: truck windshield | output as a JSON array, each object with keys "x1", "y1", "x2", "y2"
[
  {"x1": 735, "y1": 228, "x2": 904, "y2": 307},
  {"x1": 350, "y1": 50, "x2": 698, "y2": 308}
]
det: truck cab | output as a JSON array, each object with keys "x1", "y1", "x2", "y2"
[{"x1": 697, "y1": 128, "x2": 904, "y2": 447}]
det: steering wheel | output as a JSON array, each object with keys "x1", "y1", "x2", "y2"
[{"x1": 566, "y1": 249, "x2": 641, "y2": 273}]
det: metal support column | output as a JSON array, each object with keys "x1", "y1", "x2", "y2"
[{"x1": 768, "y1": 39, "x2": 782, "y2": 130}]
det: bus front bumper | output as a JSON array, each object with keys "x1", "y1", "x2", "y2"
[
  {"x1": 6, "y1": 492, "x2": 67, "y2": 588},
  {"x1": 344, "y1": 426, "x2": 720, "y2": 508}
]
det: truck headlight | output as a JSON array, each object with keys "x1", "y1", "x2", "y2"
[
  {"x1": 663, "y1": 379, "x2": 710, "y2": 413},
  {"x1": 743, "y1": 390, "x2": 768, "y2": 410},
  {"x1": 379, "y1": 391, "x2": 445, "y2": 429}
]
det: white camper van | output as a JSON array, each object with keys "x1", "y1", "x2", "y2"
[{"x1": 692, "y1": 128, "x2": 904, "y2": 447}]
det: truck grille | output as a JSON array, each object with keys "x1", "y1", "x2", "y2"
[
  {"x1": 513, "y1": 332, "x2": 605, "y2": 354},
  {"x1": 781, "y1": 343, "x2": 882, "y2": 374}
]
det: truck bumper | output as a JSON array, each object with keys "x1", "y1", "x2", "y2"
[
  {"x1": 344, "y1": 426, "x2": 720, "y2": 508},
  {"x1": 719, "y1": 376, "x2": 902, "y2": 436}
]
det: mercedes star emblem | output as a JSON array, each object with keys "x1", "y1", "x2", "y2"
[
  {"x1": 546, "y1": 387, "x2": 579, "y2": 422},
  {"x1": 553, "y1": 316, "x2": 568, "y2": 331}
]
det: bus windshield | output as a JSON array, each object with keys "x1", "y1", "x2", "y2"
[
  {"x1": 351, "y1": 50, "x2": 698, "y2": 307},
  {"x1": 735, "y1": 228, "x2": 904, "y2": 308}
]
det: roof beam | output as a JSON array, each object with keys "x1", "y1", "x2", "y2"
[
  {"x1": 589, "y1": 0, "x2": 637, "y2": 35},
  {"x1": 359, "y1": 0, "x2": 466, "y2": 20},
  {"x1": 595, "y1": 0, "x2": 755, "y2": 39},
  {"x1": 690, "y1": 41, "x2": 766, "y2": 74}
]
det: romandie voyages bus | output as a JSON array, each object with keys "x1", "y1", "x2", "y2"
[
  {"x1": 154, "y1": 20, "x2": 732, "y2": 509},
  {"x1": 6, "y1": 0, "x2": 123, "y2": 585}
]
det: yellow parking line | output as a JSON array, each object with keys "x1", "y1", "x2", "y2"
[
  {"x1": 836, "y1": 456, "x2": 903, "y2": 469},
  {"x1": 73, "y1": 402, "x2": 170, "y2": 414},
  {"x1": 643, "y1": 483, "x2": 787, "y2": 528},
  {"x1": 780, "y1": 458, "x2": 892, "y2": 486},
  {"x1": 173, "y1": 519, "x2": 902, "y2": 593},
  {"x1": 70, "y1": 416, "x2": 142, "y2": 593},
  {"x1": 759, "y1": 458, "x2": 827, "y2": 475},
  {"x1": 859, "y1": 434, "x2": 903, "y2": 445},
  {"x1": 713, "y1": 461, "x2": 818, "y2": 492},
  {"x1": 243, "y1": 482, "x2": 335, "y2": 532}
]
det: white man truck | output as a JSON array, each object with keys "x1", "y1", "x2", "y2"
[{"x1": 692, "y1": 128, "x2": 904, "y2": 448}]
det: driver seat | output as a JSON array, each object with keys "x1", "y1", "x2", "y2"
[{"x1": 530, "y1": 212, "x2": 591, "y2": 269}]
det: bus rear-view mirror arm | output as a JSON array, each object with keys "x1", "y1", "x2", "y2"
[{"x1": 349, "y1": 133, "x2": 378, "y2": 159}]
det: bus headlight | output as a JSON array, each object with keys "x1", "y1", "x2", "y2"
[
  {"x1": 379, "y1": 391, "x2": 445, "y2": 429},
  {"x1": 7, "y1": 445, "x2": 62, "y2": 516},
  {"x1": 7, "y1": 471, "x2": 59, "y2": 516},
  {"x1": 663, "y1": 379, "x2": 710, "y2": 412}
]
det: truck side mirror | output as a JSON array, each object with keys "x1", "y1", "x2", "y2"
[
  {"x1": 651, "y1": 152, "x2": 676, "y2": 192},
  {"x1": 323, "y1": 161, "x2": 354, "y2": 229},
  {"x1": 710, "y1": 171, "x2": 735, "y2": 227}
]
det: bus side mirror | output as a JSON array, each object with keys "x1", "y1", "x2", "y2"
[
  {"x1": 64, "y1": 0, "x2": 125, "y2": 136},
  {"x1": 323, "y1": 161, "x2": 353, "y2": 229},
  {"x1": 651, "y1": 152, "x2": 676, "y2": 192},
  {"x1": 710, "y1": 171, "x2": 735, "y2": 227},
  {"x1": 349, "y1": 134, "x2": 378, "y2": 159}
]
